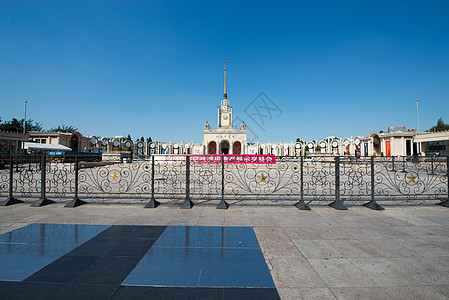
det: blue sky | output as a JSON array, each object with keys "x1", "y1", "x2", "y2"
[{"x1": 1, "y1": 0, "x2": 448, "y2": 143}]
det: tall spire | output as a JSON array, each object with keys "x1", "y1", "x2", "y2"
[{"x1": 224, "y1": 61, "x2": 227, "y2": 99}]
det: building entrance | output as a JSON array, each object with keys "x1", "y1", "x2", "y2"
[{"x1": 220, "y1": 141, "x2": 230, "y2": 154}]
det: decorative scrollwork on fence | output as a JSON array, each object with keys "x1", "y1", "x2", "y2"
[
  {"x1": 78, "y1": 159, "x2": 152, "y2": 199},
  {"x1": 339, "y1": 158, "x2": 371, "y2": 201},
  {"x1": 46, "y1": 160, "x2": 75, "y2": 198},
  {"x1": 189, "y1": 156, "x2": 222, "y2": 200},
  {"x1": 303, "y1": 156, "x2": 335, "y2": 201},
  {"x1": 0, "y1": 170, "x2": 8, "y2": 196},
  {"x1": 12, "y1": 156, "x2": 42, "y2": 198},
  {"x1": 224, "y1": 158, "x2": 301, "y2": 201},
  {"x1": 374, "y1": 157, "x2": 447, "y2": 202},
  {"x1": 153, "y1": 156, "x2": 186, "y2": 199}
]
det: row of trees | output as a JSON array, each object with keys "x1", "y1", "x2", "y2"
[{"x1": 0, "y1": 117, "x2": 77, "y2": 133}]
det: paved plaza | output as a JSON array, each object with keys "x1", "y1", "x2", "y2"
[{"x1": 0, "y1": 202, "x2": 449, "y2": 299}]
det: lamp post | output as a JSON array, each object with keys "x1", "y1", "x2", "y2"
[
  {"x1": 23, "y1": 100, "x2": 27, "y2": 134},
  {"x1": 415, "y1": 98, "x2": 420, "y2": 155},
  {"x1": 416, "y1": 98, "x2": 419, "y2": 133},
  {"x1": 22, "y1": 100, "x2": 27, "y2": 154}
]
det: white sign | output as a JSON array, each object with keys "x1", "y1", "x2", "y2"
[
  {"x1": 193, "y1": 145, "x2": 203, "y2": 154},
  {"x1": 248, "y1": 146, "x2": 257, "y2": 155}
]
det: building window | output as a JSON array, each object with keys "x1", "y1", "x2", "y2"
[
  {"x1": 41, "y1": 139, "x2": 46, "y2": 144},
  {"x1": 34, "y1": 139, "x2": 40, "y2": 143}
]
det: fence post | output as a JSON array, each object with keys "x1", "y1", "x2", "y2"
[
  {"x1": 295, "y1": 156, "x2": 310, "y2": 210},
  {"x1": 437, "y1": 157, "x2": 449, "y2": 207},
  {"x1": 0, "y1": 155, "x2": 23, "y2": 206},
  {"x1": 145, "y1": 155, "x2": 160, "y2": 208},
  {"x1": 31, "y1": 154, "x2": 54, "y2": 207},
  {"x1": 65, "y1": 156, "x2": 86, "y2": 207},
  {"x1": 363, "y1": 156, "x2": 384, "y2": 210},
  {"x1": 181, "y1": 155, "x2": 193, "y2": 208},
  {"x1": 329, "y1": 156, "x2": 348, "y2": 210},
  {"x1": 217, "y1": 155, "x2": 229, "y2": 209}
]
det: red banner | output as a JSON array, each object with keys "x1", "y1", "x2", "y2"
[
  {"x1": 189, "y1": 154, "x2": 276, "y2": 164},
  {"x1": 385, "y1": 141, "x2": 391, "y2": 156}
]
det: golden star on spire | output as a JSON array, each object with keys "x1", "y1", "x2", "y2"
[
  {"x1": 407, "y1": 172, "x2": 417, "y2": 184},
  {"x1": 257, "y1": 172, "x2": 268, "y2": 183},
  {"x1": 109, "y1": 171, "x2": 120, "y2": 182}
]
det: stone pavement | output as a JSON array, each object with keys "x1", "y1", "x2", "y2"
[{"x1": 1, "y1": 203, "x2": 449, "y2": 300}]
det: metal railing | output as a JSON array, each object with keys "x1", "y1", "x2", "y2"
[{"x1": 1, "y1": 154, "x2": 448, "y2": 210}]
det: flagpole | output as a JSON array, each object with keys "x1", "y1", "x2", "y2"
[
  {"x1": 416, "y1": 98, "x2": 419, "y2": 133},
  {"x1": 23, "y1": 100, "x2": 27, "y2": 134}
]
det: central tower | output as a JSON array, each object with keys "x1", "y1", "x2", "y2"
[
  {"x1": 218, "y1": 61, "x2": 233, "y2": 128},
  {"x1": 203, "y1": 62, "x2": 247, "y2": 154}
]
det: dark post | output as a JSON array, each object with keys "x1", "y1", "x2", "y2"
[
  {"x1": 329, "y1": 156, "x2": 347, "y2": 210},
  {"x1": 217, "y1": 155, "x2": 229, "y2": 209},
  {"x1": 391, "y1": 156, "x2": 395, "y2": 171},
  {"x1": 295, "y1": 156, "x2": 310, "y2": 210},
  {"x1": 437, "y1": 157, "x2": 449, "y2": 207},
  {"x1": 0, "y1": 155, "x2": 23, "y2": 206},
  {"x1": 430, "y1": 155, "x2": 435, "y2": 175},
  {"x1": 401, "y1": 156, "x2": 407, "y2": 173},
  {"x1": 145, "y1": 155, "x2": 160, "y2": 208},
  {"x1": 65, "y1": 156, "x2": 86, "y2": 207},
  {"x1": 31, "y1": 154, "x2": 54, "y2": 207},
  {"x1": 181, "y1": 155, "x2": 193, "y2": 208},
  {"x1": 363, "y1": 156, "x2": 384, "y2": 210}
]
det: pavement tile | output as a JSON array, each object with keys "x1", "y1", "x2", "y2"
[
  {"x1": 292, "y1": 239, "x2": 342, "y2": 259},
  {"x1": 382, "y1": 286, "x2": 449, "y2": 300},
  {"x1": 326, "y1": 239, "x2": 382, "y2": 258},
  {"x1": 308, "y1": 258, "x2": 377, "y2": 287},
  {"x1": 331, "y1": 287, "x2": 392, "y2": 300},
  {"x1": 277, "y1": 287, "x2": 337, "y2": 300},
  {"x1": 269, "y1": 258, "x2": 327, "y2": 288},
  {"x1": 349, "y1": 258, "x2": 424, "y2": 286},
  {"x1": 390, "y1": 257, "x2": 449, "y2": 285}
]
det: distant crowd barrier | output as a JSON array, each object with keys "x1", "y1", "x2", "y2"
[{"x1": 0, "y1": 154, "x2": 448, "y2": 210}]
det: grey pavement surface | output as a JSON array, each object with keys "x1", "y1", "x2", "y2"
[{"x1": 1, "y1": 202, "x2": 449, "y2": 300}]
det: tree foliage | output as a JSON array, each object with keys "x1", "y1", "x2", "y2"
[
  {"x1": 48, "y1": 125, "x2": 78, "y2": 133},
  {"x1": 0, "y1": 118, "x2": 43, "y2": 133},
  {"x1": 428, "y1": 118, "x2": 449, "y2": 132}
]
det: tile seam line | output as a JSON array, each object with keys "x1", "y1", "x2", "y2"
[{"x1": 196, "y1": 227, "x2": 211, "y2": 287}]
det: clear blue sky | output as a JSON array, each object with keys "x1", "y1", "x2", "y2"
[{"x1": 1, "y1": 0, "x2": 448, "y2": 143}]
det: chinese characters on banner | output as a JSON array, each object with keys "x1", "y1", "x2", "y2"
[{"x1": 189, "y1": 155, "x2": 276, "y2": 164}]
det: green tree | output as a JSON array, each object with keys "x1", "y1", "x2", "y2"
[
  {"x1": 48, "y1": 124, "x2": 77, "y2": 133},
  {"x1": 296, "y1": 138, "x2": 304, "y2": 143},
  {"x1": 0, "y1": 118, "x2": 43, "y2": 133},
  {"x1": 428, "y1": 118, "x2": 449, "y2": 132}
]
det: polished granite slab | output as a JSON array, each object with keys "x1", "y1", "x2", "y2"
[
  {"x1": 123, "y1": 226, "x2": 275, "y2": 288},
  {"x1": 0, "y1": 224, "x2": 280, "y2": 299},
  {"x1": 0, "y1": 224, "x2": 109, "y2": 281}
]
